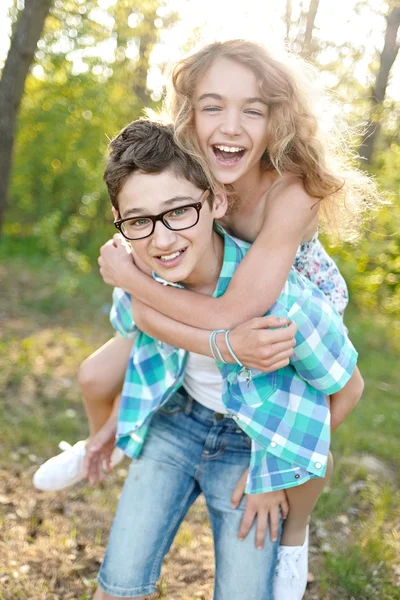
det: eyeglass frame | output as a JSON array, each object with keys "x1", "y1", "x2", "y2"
[{"x1": 114, "y1": 189, "x2": 211, "y2": 241}]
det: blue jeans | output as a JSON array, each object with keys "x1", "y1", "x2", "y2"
[{"x1": 98, "y1": 389, "x2": 281, "y2": 599}]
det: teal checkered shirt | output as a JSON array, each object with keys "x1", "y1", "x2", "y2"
[{"x1": 111, "y1": 227, "x2": 357, "y2": 493}]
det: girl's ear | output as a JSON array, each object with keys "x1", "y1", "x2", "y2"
[
  {"x1": 112, "y1": 207, "x2": 119, "y2": 221},
  {"x1": 212, "y1": 191, "x2": 228, "y2": 219}
]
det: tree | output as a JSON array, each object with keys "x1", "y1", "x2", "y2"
[
  {"x1": 359, "y1": 5, "x2": 400, "y2": 164},
  {"x1": 0, "y1": 0, "x2": 53, "y2": 235}
]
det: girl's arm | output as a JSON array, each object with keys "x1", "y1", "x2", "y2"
[
  {"x1": 131, "y1": 298, "x2": 297, "y2": 372},
  {"x1": 99, "y1": 182, "x2": 318, "y2": 329}
]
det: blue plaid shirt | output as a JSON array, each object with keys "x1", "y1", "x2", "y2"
[{"x1": 111, "y1": 227, "x2": 357, "y2": 493}]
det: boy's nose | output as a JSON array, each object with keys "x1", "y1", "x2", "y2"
[{"x1": 151, "y1": 220, "x2": 178, "y2": 249}]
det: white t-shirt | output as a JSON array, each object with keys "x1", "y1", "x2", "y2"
[{"x1": 183, "y1": 352, "x2": 227, "y2": 414}]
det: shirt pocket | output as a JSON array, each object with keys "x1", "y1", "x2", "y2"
[{"x1": 227, "y1": 369, "x2": 277, "y2": 408}]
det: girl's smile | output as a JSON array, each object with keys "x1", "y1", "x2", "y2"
[{"x1": 194, "y1": 57, "x2": 269, "y2": 189}]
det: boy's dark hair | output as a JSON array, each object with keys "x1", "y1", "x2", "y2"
[{"x1": 104, "y1": 119, "x2": 210, "y2": 211}]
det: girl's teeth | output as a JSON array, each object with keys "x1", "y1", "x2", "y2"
[
  {"x1": 214, "y1": 145, "x2": 244, "y2": 153},
  {"x1": 159, "y1": 251, "x2": 182, "y2": 261}
]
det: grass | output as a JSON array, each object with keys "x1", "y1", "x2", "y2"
[{"x1": 0, "y1": 250, "x2": 399, "y2": 599}]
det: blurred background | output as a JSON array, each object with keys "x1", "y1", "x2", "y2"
[{"x1": 0, "y1": 1, "x2": 399, "y2": 599}]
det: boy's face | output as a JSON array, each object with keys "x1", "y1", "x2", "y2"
[{"x1": 114, "y1": 169, "x2": 227, "y2": 288}]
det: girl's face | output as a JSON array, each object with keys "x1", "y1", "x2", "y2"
[{"x1": 194, "y1": 57, "x2": 269, "y2": 187}]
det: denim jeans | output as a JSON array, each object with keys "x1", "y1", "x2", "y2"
[{"x1": 98, "y1": 388, "x2": 281, "y2": 599}]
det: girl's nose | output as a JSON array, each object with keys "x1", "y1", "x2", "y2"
[{"x1": 219, "y1": 109, "x2": 242, "y2": 137}]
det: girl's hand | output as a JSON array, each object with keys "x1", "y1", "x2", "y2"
[
  {"x1": 98, "y1": 234, "x2": 137, "y2": 288},
  {"x1": 231, "y1": 468, "x2": 289, "y2": 548},
  {"x1": 222, "y1": 316, "x2": 297, "y2": 372}
]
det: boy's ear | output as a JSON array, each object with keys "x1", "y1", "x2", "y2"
[
  {"x1": 112, "y1": 207, "x2": 119, "y2": 221},
  {"x1": 212, "y1": 191, "x2": 228, "y2": 219}
]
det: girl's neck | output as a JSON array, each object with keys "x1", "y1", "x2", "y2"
[{"x1": 232, "y1": 168, "x2": 279, "y2": 211}]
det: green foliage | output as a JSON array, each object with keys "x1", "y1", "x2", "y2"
[
  {"x1": 324, "y1": 148, "x2": 400, "y2": 340},
  {"x1": 5, "y1": 0, "x2": 178, "y2": 264}
]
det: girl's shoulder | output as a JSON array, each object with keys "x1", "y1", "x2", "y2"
[{"x1": 265, "y1": 173, "x2": 319, "y2": 218}]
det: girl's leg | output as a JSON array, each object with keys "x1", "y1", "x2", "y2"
[
  {"x1": 273, "y1": 452, "x2": 334, "y2": 600},
  {"x1": 79, "y1": 334, "x2": 133, "y2": 436},
  {"x1": 281, "y1": 451, "x2": 334, "y2": 546},
  {"x1": 32, "y1": 335, "x2": 133, "y2": 491}
]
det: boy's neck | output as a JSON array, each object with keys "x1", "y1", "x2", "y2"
[{"x1": 182, "y1": 229, "x2": 224, "y2": 296}]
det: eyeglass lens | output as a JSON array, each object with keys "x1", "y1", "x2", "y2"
[{"x1": 120, "y1": 205, "x2": 199, "y2": 240}]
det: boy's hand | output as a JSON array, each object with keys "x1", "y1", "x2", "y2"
[
  {"x1": 223, "y1": 316, "x2": 297, "y2": 372},
  {"x1": 231, "y1": 468, "x2": 289, "y2": 548},
  {"x1": 82, "y1": 424, "x2": 117, "y2": 486},
  {"x1": 98, "y1": 234, "x2": 137, "y2": 288}
]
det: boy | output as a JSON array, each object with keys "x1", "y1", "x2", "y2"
[{"x1": 88, "y1": 120, "x2": 362, "y2": 600}]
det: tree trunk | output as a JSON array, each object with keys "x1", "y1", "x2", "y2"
[
  {"x1": 301, "y1": 0, "x2": 320, "y2": 57},
  {"x1": 359, "y1": 7, "x2": 400, "y2": 164},
  {"x1": 0, "y1": 0, "x2": 52, "y2": 235},
  {"x1": 285, "y1": 0, "x2": 293, "y2": 42}
]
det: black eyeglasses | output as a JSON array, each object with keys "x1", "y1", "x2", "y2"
[{"x1": 114, "y1": 189, "x2": 210, "y2": 241}]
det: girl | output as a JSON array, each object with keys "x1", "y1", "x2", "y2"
[{"x1": 34, "y1": 40, "x2": 377, "y2": 598}]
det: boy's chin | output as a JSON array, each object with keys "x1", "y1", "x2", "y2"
[{"x1": 154, "y1": 266, "x2": 187, "y2": 285}]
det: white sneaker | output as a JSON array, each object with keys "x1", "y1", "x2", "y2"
[
  {"x1": 273, "y1": 526, "x2": 309, "y2": 600},
  {"x1": 32, "y1": 440, "x2": 124, "y2": 492}
]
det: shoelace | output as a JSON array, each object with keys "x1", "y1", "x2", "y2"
[
  {"x1": 58, "y1": 441, "x2": 74, "y2": 452},
  {"x1": 58, "y1": 441, "x2": 86, "y2": 455},
  {"x1": 275, "y1": 547, "x2": 302, "y2": 580}
]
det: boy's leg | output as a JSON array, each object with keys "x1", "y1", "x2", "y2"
[
  {"x1": 199, "y1": 421, "x2": 281, "y2": 600},
  {"x1": 93, "y1": 589, "x2": 147, "y2": 600},
  {"x1": 79, "y1": 334, "x2": 133, "y2": 435},
  {"x1": 97, "y1": 391, "x2": 203, "y2": 598}
]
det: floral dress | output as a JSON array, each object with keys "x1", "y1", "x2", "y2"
[{"x1": 293, "y1": 234, "x2": 348, "y2": 317}]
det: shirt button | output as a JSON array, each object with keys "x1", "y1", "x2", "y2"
[
  {"x1": 315, "y1": 462, "x2": 322, "y2": 469},
  {"x1": 203, "y1": 450, "x2": 210, "y2": 455},
  {"x1": 270, "y1": 441, "x2": 277, "y2": 448}
]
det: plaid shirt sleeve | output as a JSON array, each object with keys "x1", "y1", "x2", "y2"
[
  {"x1": 109, "y1": 287, "x2": 138, "y2": 338},
  {"x1": 288, "y1": 289, "x2": 358, "y2": 395}
]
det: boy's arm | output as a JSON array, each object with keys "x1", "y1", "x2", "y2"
[{"x1": 330, "y1": 367, "x2": 364, "y2": 431}]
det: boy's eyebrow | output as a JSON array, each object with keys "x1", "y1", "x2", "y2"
[
  {"x1": 121, "y1": 196, "x2": 196, "y2": 218},
  {"x1": 197, "y1": 92, "x2": 267, "y2": 106}
]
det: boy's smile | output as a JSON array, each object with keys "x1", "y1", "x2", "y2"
[{"x1": 114, "y1": 170, "x2": 227, "y2": 293}]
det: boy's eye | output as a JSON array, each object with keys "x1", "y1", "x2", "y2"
[
  {"x1": 169, "y1": 207, "x2": 188, "y2": 218},
  {"x1": 131, "y1": 218, "x2": 151, "y2": 228}
]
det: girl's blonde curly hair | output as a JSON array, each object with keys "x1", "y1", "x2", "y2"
[{"x1": 165, "y1": 39, "x2": 382, "y2": 240}]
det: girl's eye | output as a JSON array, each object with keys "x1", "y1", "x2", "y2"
[
  {"x1": 245, "y1": 110, "x2": 264, "y2": 116},
  {"x1": 203, "y1": 106, "x2": 222, "y2": 113}
]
